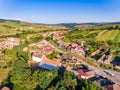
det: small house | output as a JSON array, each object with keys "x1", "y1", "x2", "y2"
[{"x1": 76, "y1": 69, "x2": 97, "y2": 79}]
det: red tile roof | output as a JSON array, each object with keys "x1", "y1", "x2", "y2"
[
  {"x1": 42, "y1": 55, "x2": 61, "y2": 66},
  {"x1": 77, "y1": 69, "x2": 87, "y2": 76},
  {"x1": 77, "y1": 69, "x2": 97, "y2": 78}
]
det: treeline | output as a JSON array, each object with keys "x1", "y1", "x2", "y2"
[{"x1": 104, "y1": 25, "x2": 120, "y2": 30}]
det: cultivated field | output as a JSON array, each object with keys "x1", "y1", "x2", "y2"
[{"x1": 96, "y1": 30, "x2": 120, "y2": 42}]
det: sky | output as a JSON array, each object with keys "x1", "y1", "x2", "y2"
[{"x1": 0, "y1": 0, "x2": 120, "y2": 24}]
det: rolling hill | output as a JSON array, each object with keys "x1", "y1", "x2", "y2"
[{"x1": 0, "y1": 19, "x2": 68, "y2": 36}]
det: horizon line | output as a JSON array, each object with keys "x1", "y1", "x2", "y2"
[{"x1": 1, "y1": 18, "x2": 120, "y2": 24}]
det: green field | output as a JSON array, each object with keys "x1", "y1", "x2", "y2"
[{"x1": 96, "y1": 30, "x2": 120, "y2": 42}]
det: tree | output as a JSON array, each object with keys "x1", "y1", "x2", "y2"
[
  {"x1": 115, "y1": 25, "x2": 119, "y2": 30},
  {"x1": 55, "y1": 72, "x2": 77, "y2": 90},
  {"x1": 47, "y1": 51, "x2": 60, "y2": 59}
]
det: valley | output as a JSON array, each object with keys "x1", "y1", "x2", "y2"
[{"x1": 0, "y1": 19, "x2": 120, "y2": 90}]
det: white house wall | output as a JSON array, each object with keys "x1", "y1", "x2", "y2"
[{"x1": 32, "y1": 56, "x2": 42, "y2": 62}]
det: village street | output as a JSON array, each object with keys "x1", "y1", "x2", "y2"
[{"x1": 44, "y1": 39, "x2": 120, "y2": 85}]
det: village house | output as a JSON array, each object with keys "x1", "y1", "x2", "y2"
[
  {"x1": 37, "y1": 55, "x2": 61, "y2": 70},
  {"x1": 61, "y1": 53, "x2": 80, "y2": 65},
  {"x1": 74, "y1": 46, "x2": 85, "y2": 56},
  {"x1": 70, "y1": 45, "x2": 85, "y2": 56},
  {"x1": 44, "y1": 45, "x2": 54, "y2": 54},
  {"x1": 73, "y1": 69, "x2": 98, "y2": 79},
  {"x1": 32, "y1": 52, "x2": 61, "y2": 70},
  {"x1": 98, "y1": 54, "x2": 113, "y2": 65},
  {"x1": 32, "y1": 52, "x2": 44, "y2": 62}
]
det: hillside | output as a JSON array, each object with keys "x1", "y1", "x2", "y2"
[{"x1": 96, "y1": 30, "x2": 120, "y2": 42}]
